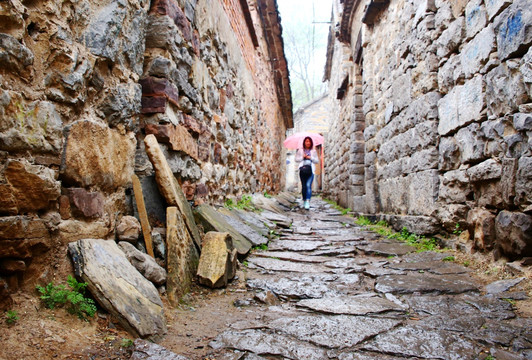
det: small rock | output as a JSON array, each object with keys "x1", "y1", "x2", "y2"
[{"x1": 116, "y1": 216, "x2": 141, "y2": 242}]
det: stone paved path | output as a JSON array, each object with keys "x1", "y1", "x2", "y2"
[{"x1": 205, "y1": 197, "x2": 532, "y2": 360}]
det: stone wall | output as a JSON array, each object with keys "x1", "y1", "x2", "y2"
[
  {"x1": 0, "y1": 0, "x2": 291, "y2": 301},
  {"x1": 324, "y1": 0, "x2": 531, "y2": 259}
]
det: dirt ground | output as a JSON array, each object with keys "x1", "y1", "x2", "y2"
[{"x1": 1, "y1": 247, "x2": 530, "y2": 360}]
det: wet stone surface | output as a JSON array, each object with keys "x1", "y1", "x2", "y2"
[{"x1": 203, "y1": 198, "x2": 531, "y2": 359}]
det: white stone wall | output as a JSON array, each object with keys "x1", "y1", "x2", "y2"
[{"x1": 325, "y1": 0, "x2": 532, "y2": 258}]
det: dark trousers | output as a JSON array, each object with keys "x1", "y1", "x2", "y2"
[{"x1": 299, "y1": 172, "x2": 314, "y2": 201}]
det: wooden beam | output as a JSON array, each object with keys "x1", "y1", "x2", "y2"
[{"x1": 132, "y1": 174, "x2": 155, "y2": 258}]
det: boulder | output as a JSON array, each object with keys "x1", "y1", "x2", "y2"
[
  {"x1": 61, "y1": 120, "x2": 136, "y2": 191},
  {"x1": 118, "y1": 242, "x2": 166, "y2": 286},
  {"x1": 0, "y1": 159, "x2": 60, "y2": 215},
  {"x1": 196, "y1": 232, "x2": 237, "y2": 288},
  {"x1": 68, "y1": 239, "x2": 166, "y2": 340},
  {"x1": 193, "y1": 204, "x2": 252, "y2": 256},
  {"x1": 495, "y1": 211, "x2": 532, "y2": 258}
]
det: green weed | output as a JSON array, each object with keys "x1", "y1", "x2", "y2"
[
  {"x1": 120, "y1": 338, "x2": 134, "y2": 348},
  {"x1": 355, "y1": 216, "x2": 372, "y2": 226},
  {"x1": 357, "y1": 219, "x2": 441, "y2": 252},
  {"x1": 442, "y1": 256, "x2": 455, "y2": 262},
  {"x1": 253, "y1": 244, "x2": 268, "y2": 251},
  {"x1": 36, "y1": 275, "x2": 97, "y2": 321},
  {"x1": 224, "y1": 194, "x2": 258, "y2": 212},
  {"x1": 5, "y1": 310, "x2": 19, "y2": 324}
]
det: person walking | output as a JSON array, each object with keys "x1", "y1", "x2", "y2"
[{"x1": 295, "y1": 136, "x2": 319, "y2": 210}]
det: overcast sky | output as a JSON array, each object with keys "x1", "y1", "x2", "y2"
[{"x1": 277, "y1": 0, "x2": 334, "y2": 107}]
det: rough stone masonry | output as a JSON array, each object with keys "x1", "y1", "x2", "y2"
[
  {"x1": 324, "y1": 0, "x2": 532, "y2": 260},
  {"x1": 0, "y1": 0, "x2": 292, "y2": 307}
]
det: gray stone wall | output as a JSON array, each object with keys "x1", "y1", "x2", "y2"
[
  {"x1": 324, "y1": 0, "x2": 532, "y2": 259},
  {"x1": 0, "y1": 0, "x2": 290, "y2": 298}
]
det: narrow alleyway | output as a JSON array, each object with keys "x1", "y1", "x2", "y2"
[{"x1": 139, "y1": 195, "x2": 531, "y2": 360}]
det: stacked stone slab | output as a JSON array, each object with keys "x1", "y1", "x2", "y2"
[
  {"x1": 0, "y1": 0, "x2": 292, "y2": 307},
  {"x1": 324, "y1": 0, "x2": 532, "y2": 259}
]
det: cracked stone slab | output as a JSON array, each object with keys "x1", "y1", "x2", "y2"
[
  {"x1": 308, "y1": 245, "x2": 359, "y2": 256},
  {"x1": 405, "y1": 294, "x2": 516, "y2": 320},
  {"x1": 209, "y1": 328, "x2": 328, "y2": 360},
  {"x1": 356, "y1": 241, "x2": 416, "y2": 256},
  {"x1": 257, "y1": 210, "x2": 292, "y2": 225},
  {"x1": 279, "y1": 235, "x2": 324, "y2": 241},
  {"x1": 362, "y1": 324, "x2": 481, "y2": 360},
  {"x1": 267, "y1": 314, "x2": 403, "y2": 349},
  {"x1": 268, "y1": 240, "x2": 329, "y2": 252},
  {"x1": 252, "y1": 251, "x2": 332, "y2": 263},
  {"x1": 485, "y1": 277, "x2": 526, "y2": 294},
  {"x1": 247, "y1": 275, "x2": 339, "y2": 300},
  {"x1": 323, "y1": 235, "x2": 366, "y2": 243},
  {"x1": 375, "y1": 273, "x2": 479, "y2": 295},
  {"x1": 313, "y1": 229, "x2": 359, "y2": 237},
  {"x1": 247, "y1": 257, "x2": 331, "y2": 273},
  {"x1": 296, "y1": 295, "x2": 406, "y2": 316},
  {"x1": 338, "y1": 351, "x2": 426, "y2": 360},
  {"x1": 401, "y1": 252, "x2": 453, "y2": 262},
  {"x1": 387, "y1": 261, "x2": 470, "y2": 275},
  {"x1": 323, "y1": 258, "x2": 365, "y2": 272},
  {"x1": 364, "y1": 265, "x2": 405, "y2": 277}
]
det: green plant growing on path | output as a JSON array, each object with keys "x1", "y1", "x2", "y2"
[
  {"x1": 355, "y1": 216, "x2": 442, "y2": 252},
  {"x1": 36, "y1": 275, "x2": 97, "y2": 321},
  {"x1": 5, "y1": 310, "x2": 19, "y2": 324}
]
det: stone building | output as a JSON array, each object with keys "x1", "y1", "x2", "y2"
[
  {"x1": 0, "y1": 0, "x2": 291, "y2": 304},
  {"x1": 323, "y1": 0, "x2": 531, "y2": 259}
]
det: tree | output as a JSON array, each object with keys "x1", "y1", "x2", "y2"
[{"x1": 280, "y1": 5, "x2": 330, "y2": 110}]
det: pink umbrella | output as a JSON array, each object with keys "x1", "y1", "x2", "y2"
[{"x1": 283, "y1": 131, "x2": 324, "y2": 149}]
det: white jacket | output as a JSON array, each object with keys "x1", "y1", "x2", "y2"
[{"x1": 295, "y1": 148, "x2": 319, "y2": 174}]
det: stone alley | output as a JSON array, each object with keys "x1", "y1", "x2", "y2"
[{"x1": 128, "y1": 194, "x2": 532, "y2": 360}]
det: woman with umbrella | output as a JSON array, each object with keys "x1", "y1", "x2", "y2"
[{"x1": 295, "y1": 136, "x2": 319, "y2": 210}]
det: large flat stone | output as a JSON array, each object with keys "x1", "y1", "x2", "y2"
[
  {"x1": 297, "y1": 295, "x2": 405, "y2": 316},
  {"x1": 247, "y1": 274, "x2": 339, "y2": 300},
  {"x1": 166, "y1": 207, "x2": 199, "y2": 306},
  {"x1": 267, "y1": 314, "x2": 403, "y2": 349},
  {"x1": 248, "y1": 257, "x2": 331, "y2": 273},
  {"x1": 362, "y1": 324, "x2": 481, "y2": 360},
  {"x1": 375, "y1": 273, "x2": 479, "y2": 294},
  {"x1": 193, "y1": 204, "x2": 252, "y2": 256},
  {"x1": 356, "y1": 241, "x2": 416, "y2": 257},
  {"x1": 268, "y1": 239, "x2": 330, "y2": 252},
  {"x1": 218, "y1": 207, "x2": 268, "y2": 246},
  {"x1": 68, "y1": 239, "x2": 166, "y2": 340},
  {"x1": 209, "y1": 329, "x2": 328, "y2": 360}
]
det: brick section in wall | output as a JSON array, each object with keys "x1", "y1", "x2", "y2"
[{"x1": 221, "y1": 0, "x2": 257, "y2": 74}]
